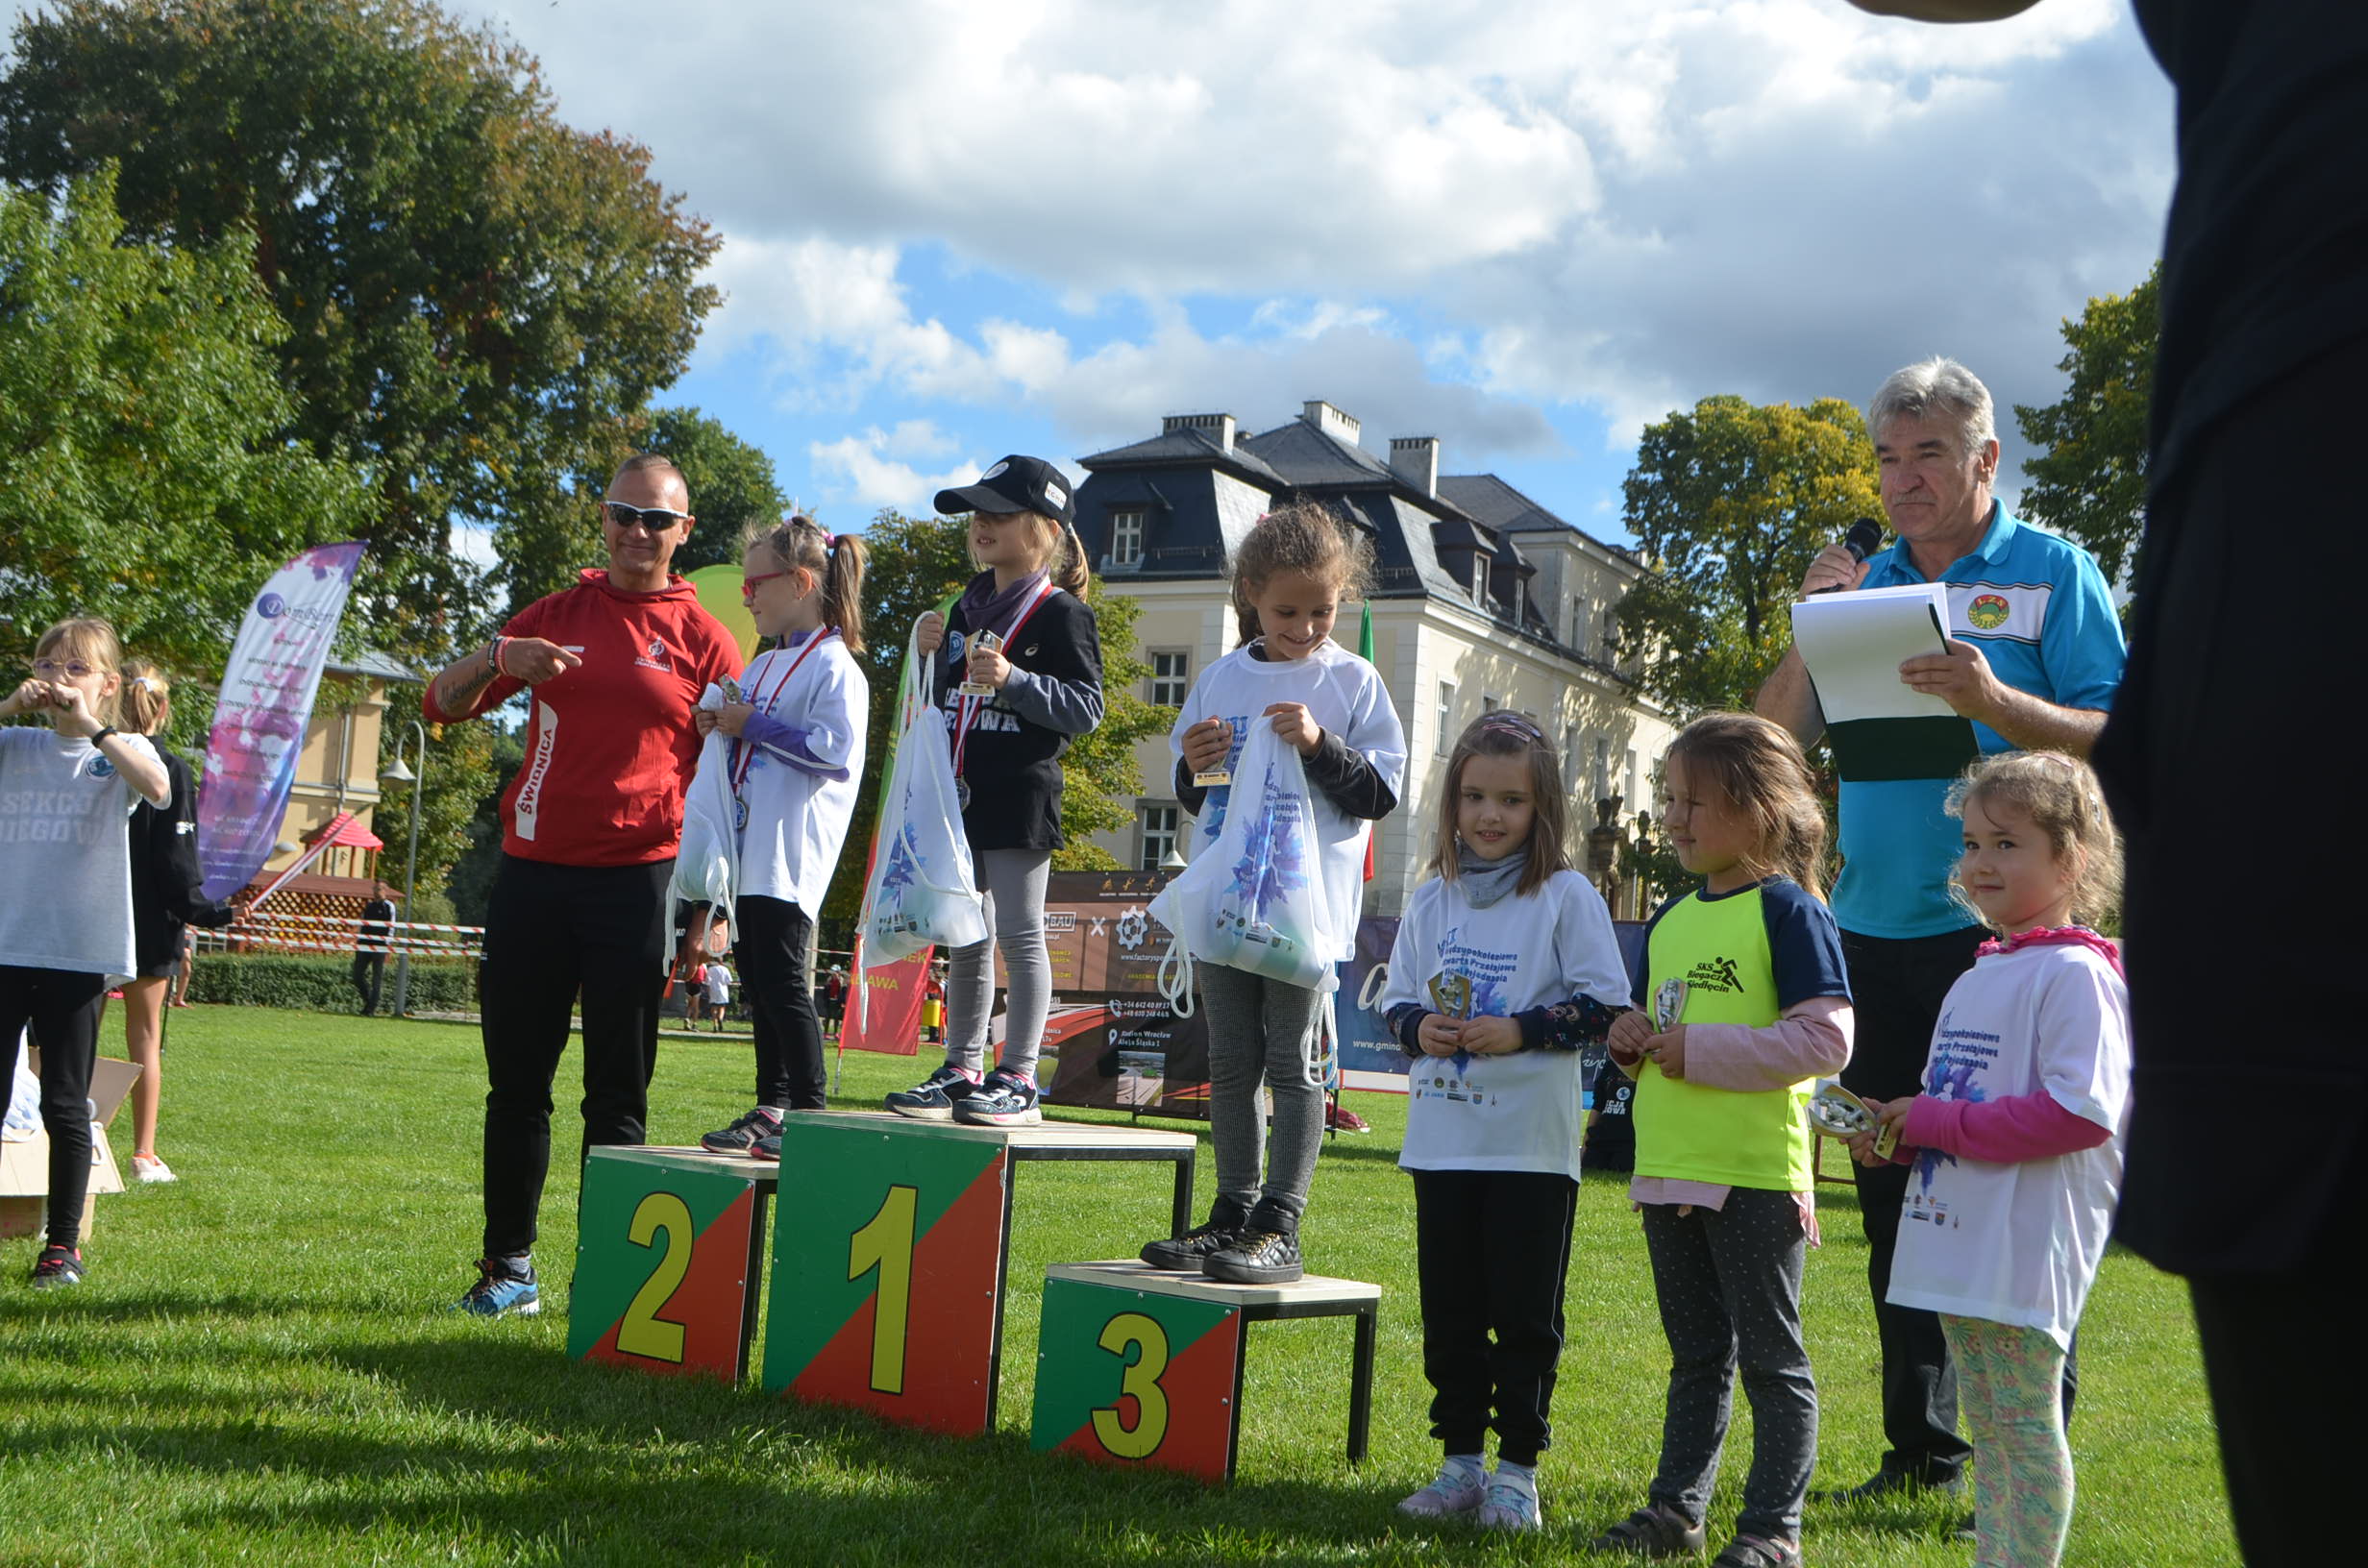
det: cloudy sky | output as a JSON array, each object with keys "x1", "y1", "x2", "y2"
[{"x1": 15, "y1": 0, "x2": 2179, "y2": 545}]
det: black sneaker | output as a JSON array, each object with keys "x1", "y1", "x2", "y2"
[
  {"x1": 1140, "y1": 1217, "x2": 1244, "y2": 1271},
  {"x1": 885, "y1": 1064, "x2": 981, "y2": 1121},
  {"x1": 30, "y1": 1244, "x2": 83, "y2": 1289},
  {"x1": 750, "y1": 1128, "x2": 783, "y2": 1163},
  {"x1": 1202, "y1": 1228, "x2": 1302, "y2": 1285},
  {"x1": 950, "y1": 1068, "x2": 1041, "y2": 1127},
  {"x1": 1814, "y1": 1468, "x2": 1962, "y2": 1504},
  {"x1": 701, "y1": 1106, "x2": 783, "y2": 1155}
]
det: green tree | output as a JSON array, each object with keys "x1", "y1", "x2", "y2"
[
  {"x1": 2013, "y1": 263, "x2": 2158, "y2": 587},
  {"x1": 0, "y1": 169, "x2": 369, "y2": 671},
  {"x1": 814, "y1": 511, "x2": 1165, "y2": 949},
  {"x1": 1616, "y1": 395, "x2": 1880, "y2": 716},
  {"x1": 372, "y1": 707, "x2": 499, "y2": 923},
  {"x1": 0, "y1": 0, "x2": 721, "y2": 649},
  {"x1": 579, "y1": 405, "x2": 792, "y2": 585}
]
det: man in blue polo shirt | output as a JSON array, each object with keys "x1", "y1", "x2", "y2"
[{"x1": 1757, "y1": 356, "x2": 2124, "y2": 1501}]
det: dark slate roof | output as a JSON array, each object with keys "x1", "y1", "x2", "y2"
[
  {"x1": 1081, "y1": 426, "x2": 1286, "y2": 488},
  {"x1": 1240, "y1": 418, "x2": 1397, "y2": 488},
  {"x1": 1438, "y1": 473, "x2": 1635, "y2": 561}
]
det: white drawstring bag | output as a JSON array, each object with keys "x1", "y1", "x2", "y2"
[
  {"x1": 1150, "y1": 717, "x2": 1338, "y2": 1010},
  {"x1": 857, "y1": 616, "x2": 989, "y2": 968},
  {"x1": 672, "y1": 684, "x2": 741, "y2": 955}
]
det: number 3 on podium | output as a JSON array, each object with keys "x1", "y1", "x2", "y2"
[{"x1": 1091, "y1": 1312, "x2": 1172, "y2": 1458}]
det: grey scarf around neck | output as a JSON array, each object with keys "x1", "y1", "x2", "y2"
[{"x1": 1454, "y1": 841, "x2": 1529, "y2": 908}]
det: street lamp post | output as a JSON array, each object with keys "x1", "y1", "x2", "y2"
[{"x1": 379, "y1": 721, "x2": 428, "y2": 1017}]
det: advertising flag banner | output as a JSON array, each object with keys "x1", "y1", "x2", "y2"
[{"x1": 198, "y1": 543, "x2": 366, "y2": 899}]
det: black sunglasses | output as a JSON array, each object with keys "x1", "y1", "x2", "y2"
[{"x1": 605, "y1": 502, "x2": 691, "y2": 531}]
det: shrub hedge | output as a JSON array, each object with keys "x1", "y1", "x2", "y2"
[{"x1": 186, "y1": 953, "x2": 477, "y2": 1014}]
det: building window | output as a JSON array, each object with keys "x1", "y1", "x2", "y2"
[
  {"x1": 1564, "y1": 724, "x2": 1583, "y2": 789},
  {"x1": 1148, "y1": 649, "x2": 1190, "y2": 707},
  {"x1": 1471, "y1": 556, "x2": 1489, "y2": 604},
  {"x1": 1481, "y1": 693, "x2": 1499, "y2": 717},
  {"x1": 1437, "y1": 680, "x2": 1456, "y2": 746},
  {"x1": 1571, "y1": 598, "x2": 1591, "y2": 652},
  {"x1": 1593, "y1": 737, "x2": 1612, "y2": 802},
  {"x1": 1140, "y1": 803, "x2": 1180, "y2": 870},
  {"x1": 1109, "y1": 509, "x2": 1145, "y2": 568},
  {"x1": 1601, "y1": 607, "x2": 1619, "y2": 660},
  {"x1": 1626, "y1": 749, "x2": 1640, "y2": 811}
]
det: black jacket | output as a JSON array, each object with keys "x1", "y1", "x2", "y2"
[{"x1": 129, "y1": 748, "x2": 234, "y2": 973}]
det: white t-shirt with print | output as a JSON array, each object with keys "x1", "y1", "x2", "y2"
[
  {"x1": 0, "y1": 727, "x2": 163, "y2": 979},
  {"x1": 721, "y1": 633, "x2": 867, "y2": 915},
  {"x1": 1887, "y1": 942, "x2": 2132, "y2": 1350},
  {"x1": 1172, "y1": 640, "x2": 1406, "y2": 962},
  {"x1": 1383, "y1": 870, "x2": 1630, "y2": 1180},
  {"x1": 704, "y1": 963, "x2": 733, "y2": 1003}
]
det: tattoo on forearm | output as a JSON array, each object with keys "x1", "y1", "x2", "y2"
[{"x1": 432, "y1": 647, "x2": 498, "y2": 719}]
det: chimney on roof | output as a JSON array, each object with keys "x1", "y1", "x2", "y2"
[
  {"x1": 1161, "y1": 412, "x2": 1237, "y2": 453},
  {"x1": 1389, "y1": 435, "x2": 1440, "y2": 498},
  {"x1": 1301, "y1": 400, "x2": 1362, "y2": 447}
]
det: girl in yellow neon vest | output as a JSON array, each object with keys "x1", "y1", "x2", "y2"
[{"x1": 1590, "y1": 714, "x2": 1854, "y2": 1568}]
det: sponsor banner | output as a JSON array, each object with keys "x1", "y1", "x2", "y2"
[{"x1": 198, "y1": 543, "x2": 366, "y2": 899}]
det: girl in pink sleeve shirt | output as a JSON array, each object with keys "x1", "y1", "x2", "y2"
[{"x1": 1852, "y1": 752, "x2": 2130, "y2": 1568}]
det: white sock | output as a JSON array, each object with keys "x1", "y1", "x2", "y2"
[
  {"x1": 756, "y1": 1106, "x2": 783, "y2": 1117},
  {"x1": 1443, "y1": 1453, "x2": 1486, "y2": 1484},
  {"x1": 1492, "y1": 1460, "x2": 1537, "y2": 1493}
]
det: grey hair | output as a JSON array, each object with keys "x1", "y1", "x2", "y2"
[{"x1": 1869, "y1": 357, "x2": 1995, "y2": 457}]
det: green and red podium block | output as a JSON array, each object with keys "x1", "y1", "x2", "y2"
[
  {"x1": 759, "y1": 1112, "x2": 1198, "y2": 1437},
  {"x1": 568, "y1": 1147, "x2": 775, "y2": 1381},
  {"x1": 1029, "y1": 1262, "x2": 1383, "y2": 1483}
]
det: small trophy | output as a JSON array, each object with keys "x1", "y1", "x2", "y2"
[
  {"x1": 1429, "y1": 972, "x2": 1473, "y2": 1019},
  {"x1": 1805, "y1": 1080, "x2": 1875, "y2": 1139},
  {"x1": 956, "y1": 630, "x2": 1003, "y2": 698},
  {"x1": 720, "y1": 676, "x2": 743, "y2": 705},
  {"x1": 1194, "y1": 717, "x2": 1241, "y2": 787},
  {"x1": 1653, "y1": 977, "x2": 1687, "y2": 1032}
]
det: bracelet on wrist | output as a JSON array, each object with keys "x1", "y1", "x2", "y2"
[
  {"x1": 490, "y1": 637, "x2": 509, "y2": 678},
  {"x1": 89, "y1": 725, "x2": 119, "y2": 747}
]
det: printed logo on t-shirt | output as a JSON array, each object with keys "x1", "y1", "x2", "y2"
[
  {"x1": 1945, "y1": 581, "x2": 2052, "y2": 646},
  {"x1": 1903, "y1": 1004, "x2": 1995, "y2": 1226},
  {"x1": 1966, "y1": 594, "x2": 2010, "y2": 630},
  {"x1": 87, "y1": 754, "x2": 115, "y2": 779},
  {"x1": 1684, "y1": 955, "x2": 1742, "y2": 993},
  {"x1": 513, "y1": 699, "x2": 559, "y2": 842},
  {"x1": 636, "y1": 636, "x2": 673, "y2": 673}
]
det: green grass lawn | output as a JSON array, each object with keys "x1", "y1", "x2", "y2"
[{"x1": 0, "y1": 1007, "x2": 2233, "y2": 1566}]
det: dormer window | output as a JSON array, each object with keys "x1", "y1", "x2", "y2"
[
  {"x1": 1110, "y1": 509, "x2": 1145, "y2": 568},
  {"x1": 1471, "y1": 555, "x2": 1488, "y2": 604}
]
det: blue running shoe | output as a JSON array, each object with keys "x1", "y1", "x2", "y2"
[
  {"x1": 456, "y1": 1257, "x2": 539, "y2": 1317},
  {"x1": 884, "y1": 1063, "x2": 980, "y2": 1122},
  {"x1": 952, "y1": 1068, "x2": 1041, "y2": 1127}
]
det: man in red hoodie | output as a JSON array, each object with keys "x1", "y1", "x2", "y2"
[{"x1": 427, "y1": 453, "x2": 739, "y2": 1316}]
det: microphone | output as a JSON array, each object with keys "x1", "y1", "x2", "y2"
[{"x1": 1809, "y1": 517, "x2": 1886, "y2": 595}]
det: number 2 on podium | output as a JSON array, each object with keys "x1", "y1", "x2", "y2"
[
  {"x1": 616, "y1": 1191, "x2": 694, "y2": 1363},
  {"x1": 1091, "y1": 1312, "x2": 1172, "y2": 1458},
  {"x1": 849, "y1": 1184, "x2": 918, "y2": 1394}
]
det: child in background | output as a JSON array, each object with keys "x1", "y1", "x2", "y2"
[
  {"x1": 112, "y1": 659, "x2": 233, "y2": 1183},
  {"x1": 1138, "y1": 502, "x2": 1405, "y2": 1285},
  {"x1": 0, "y1": 620, "x2": 173, "y2": 1286},
  {"x1": 1382, "y1": 714, "x2": 1630, "y2": 1531},
  {"x1": 1591, "y1": 714, "x2": 1853, "y2": 1568},
  {"x1": 1852, "y1": 752, "x2": 2128, "y2": 1568},
  {"x1": 886, "y1": 456, "x2": 1103, "y2": 1129},
  {"x1": 695, "y1": 516, "x2": 869, "y2": 1155}
]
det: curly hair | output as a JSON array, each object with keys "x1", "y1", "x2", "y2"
[
  {"x1": 1227, "y1": 500, "x2": 1376, "y2": 644},
  {"x1": 1946, "y1": 750, "x2": 2123, "y2": 927}
]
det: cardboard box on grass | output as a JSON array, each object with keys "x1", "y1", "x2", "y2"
[{"x1": 0, "y1": 1051, "x2": 142, "y2": 1244}]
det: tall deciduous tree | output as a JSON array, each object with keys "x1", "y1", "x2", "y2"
[
  {"x1": 0, "y1": 0, "x2": 721, "y2": 647},
  {"x1": 1616, "y1": 395, "x2": 1880, "y2": 716},
  {"x1": 0, "y1": 169, "x2": 368, "y2": 671},
  {"x1": 2013, "y1": 263, "x2": 2158, "y2": 587}
]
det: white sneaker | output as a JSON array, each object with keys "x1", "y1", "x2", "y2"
[
  {"x1": 1476, "y1": 1470, "x2": 1542, "y2": 1531},
  {"x1": 1397, "y1": 1457, "x2": 1487, "y2": 1518},
  {"x1": 132, "y1": 1153, "x2": 177, "y2": 1185}
]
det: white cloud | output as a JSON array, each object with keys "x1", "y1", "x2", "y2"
[{"x1": 807, "y1": 428, "x2": 982, "y2": 514}]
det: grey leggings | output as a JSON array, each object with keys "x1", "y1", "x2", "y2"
[
  {"x1": 1200, "y1": 964, "x2": 1327, "y2": 1232},
  {"x1": 942, "y1": 847, "x2": 1051, "y2": 1081},
  {"x1": 1640, "y1": 1188, "x2": 1818, "y2": 1541}
]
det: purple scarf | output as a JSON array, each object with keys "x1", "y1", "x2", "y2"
[{"x1": 954, "y1": 568, "x2": 1050, "y2": 638}]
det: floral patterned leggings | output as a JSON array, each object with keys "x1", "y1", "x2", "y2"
[{"x1": 1940, "y1": 1314, "x2": 2074, "y2": 1568}]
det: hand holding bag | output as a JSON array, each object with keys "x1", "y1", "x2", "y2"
[{"x1": 858, "y1": 615, "x2": 989, "y2": 965}]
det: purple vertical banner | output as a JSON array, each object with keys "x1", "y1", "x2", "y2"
[{"x1": 198, "y1": 543, "x2": 367, "y2": 900}]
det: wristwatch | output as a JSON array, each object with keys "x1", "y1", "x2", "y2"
[{"x1": 89, "y1": 726, "x2": 119, "y2": 747}]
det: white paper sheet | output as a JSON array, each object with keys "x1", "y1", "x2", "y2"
[{"x1": 1788, "y1": 582, "x2": 1959, "y2": 723}]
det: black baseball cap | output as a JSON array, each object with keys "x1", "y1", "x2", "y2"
[{"x1": 933, "y1": 454, "x2": 1075, "y2": 527}]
